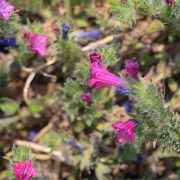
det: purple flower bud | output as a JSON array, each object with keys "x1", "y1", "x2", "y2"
[
  {"x1": 122, "y1": 100, "x2": 133, "y2": 112},
  {"x1": 52, "y1": 25, "x2": 59, "y2": 32},
  {"x1": 89, "y1": 53, "x2": 103, "y2": 63},
  {"x1": 115, "y1": 84, "x2": 132, "y2": 95},
  {"x1": 67, "y1": 140, "x2": 82, "y2": 154},
  {"x1": 62, "y1": 22, "x2": 69, "y2": 38},
  {"x1": 78, "y1": 29, "x2": 102, "y2": 40},
  {"x1": 124, "y1": 60, "x2": 139, "y2": 80},
  {"x1": 28, "y1": 126, "x2": 38, "y2": 141},
  {"x1": 81, "y1": 93, "x2": 92, "y2": 105},
  {"x1": 136, "y1": 153, "x2": 143, "y2": 163},
  {"x1": 119, "y1": 147, "x2": 124, "y2": 154},
  {"x1": 1, "y1": 36, "x2": 18, "y2": 48},
  {"x1": 165, "y1": 0, "x2": 172, "y2": 4}
]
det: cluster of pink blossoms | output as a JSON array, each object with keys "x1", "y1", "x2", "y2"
[
  {"x1": 86, "y1": 52, "x2": 139, "y2": 143},
  {"x1": 0, "y1": 0, "x2": 14, "y2": 21},
  {"x1": 23, "y1": 30, "x2": 47, "y2": 56},
  {"x1": 14, "y1": 160, "x2": 36, "y2": 180}
]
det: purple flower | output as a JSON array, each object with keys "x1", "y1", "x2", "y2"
[
  {"x1": 88, "y1": 61, "x2": 126, "y2": 90},
  {"x1": 78, "y1": 29, "x2": 102, "y2": 40},
  {"x1": 62, "y1": 22, "x2": 69, "y2": 38},
  {"x1": 122, "y1": 100, "x2": 133, "y2": 112},
  {"x1": 67, "y1": 140, "x2": 82, "y2": 154},
  {"x1": 0, "y1": 0, "x2": 14, "y2": 21},
  {"x1": 28, "y1": 126, "x2": 38, "y2": 141},
  {"x1": 115, "y1": 84, "x2": 132, "y2": 95},
  {"x1": 124, "y1": 60, "x2": 139, "y2": 80},
  {"x1": 112, "y1": 120, "x2": 138, "y2": 143},
  {"x1": 81, "y1": 93, "x2": 92, "y2": 105},
  {"x1": 136, "y1": 153, "x2": 143, "y2": 163},
  {"x1": 89, "y1": 53, "x2": 103, "y2": 63},
  {"x1": 1, "y1": 36, "x2": 18, "y2": 48}
]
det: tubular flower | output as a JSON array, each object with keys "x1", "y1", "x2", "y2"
[
  {"x1": 80, "y1": 93, "x2": 92, "y2": 105},
  {"x1": 89, "y1": 53, "x2": 103, "y2": 63},
  {"x1": 0, "y1": 0, "x2": 14, "y2": 21},
  {"x1": 29, "y1": 33, "x2": 47, "y2": 56},
  {"x1": 124, "y1": 60, "x2": 139, "y2": 80},
  {"x1": 88, "y1": 61, "x2": 126, "y2": 90},
  {"x1": 14, "y1": 160, "x2": 36, "y2": 180},
  {"x1": 112, "y1": 120, "x2": 138, "y2": 142}
]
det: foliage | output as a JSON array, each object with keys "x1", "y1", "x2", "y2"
[
  {"x1": 109, "y1": 0, "x2": 180, "y2": 31},
  {"x1": 1, "y1": 0, "x2": 180, "y2": 179}
]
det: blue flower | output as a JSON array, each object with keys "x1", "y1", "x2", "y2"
[
  {"x1": 67, "y1": 140, "x2": 82, "y2": 154},
  {"x1": 1, "y1": 36, "x2": 18, "y2": 48},
  {"x1": 62, "y1": 22, "x2": 69, "y2": 38},
  {"x1": 115, "y1": 84, "x2": 132, "y2": 95},
  {"x1": 122, "y1": 100, "x2": 133, "y2": 112},
  {"x1": 136, "y1": 153, "x2": 143, "y2": 163},
  {"x1": 78, "y1": 29, "x2": 102, "y2": 40}
]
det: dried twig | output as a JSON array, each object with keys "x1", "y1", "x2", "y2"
[
  {"x1": 14, "y1": 139, "x2": 73, "y2": 165},
  {"x1": 23, "y1": 59, "x2": 60, "y2": 104}
]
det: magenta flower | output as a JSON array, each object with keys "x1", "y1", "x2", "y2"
[
  {"x1": 89, "y1": 53, "x2": 103, "y2": 63},
  {"x1": 23, "y1": 30, "x2": 30, "y2": 38},
  {"x1": 88, "y1": 62, "x2": 126, "y2": 90},
  {"x1": 0, "y1": 0, "x2": 14, "y2": 21},
  {"x1": 124, "y1": 60, "x2": 139, "y2": 80},
  {"x1": 81, "y1": 93, "x2": 92, "y2": 105},
  {"x1": 120, "y1": 0, "x2": 125, "y2": 3},
  {"x1": 14, "y1": 160, "x2": 36, "y2": 180},
  {"x1": 52, "y1": 25, "x2": 59, "y2": 32},
  {"x1": 165, "y1": 0, "x2": 172, "y2": 4},
  {"x1": 29, "y1": 33, "x2": 47, "y2": 56},
  {"x1": 112, "y1": 120, "x2": 138, "y2": 142}
]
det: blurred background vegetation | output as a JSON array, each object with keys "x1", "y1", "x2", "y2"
[{"x1": 0, "y1": 0, "x2": 180, "y2": 179}]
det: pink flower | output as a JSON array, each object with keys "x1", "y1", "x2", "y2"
[
  {"x1": 120, "y1": 0, "x2": 125, "y2": 3},
  {"x1": 52, "y1": 25, "x2": 59, "y2": 32},
  {"x1": 23, "y1": 30, "x2": 30, "y2": 38},
  {"x1": 124, "y1": 60, "x2": 139, "y2": 80},
  {"x1": 88, "y1": 62, "x2": 126, "y2": 90},
  {"x1": 81, "y1": 93, "x2": 92, "y2": 105},
  {"x1": 14, "y1": 160, "x2": 36, "y2": 180},
  {"x1": 29, "y1": 33, "x2": 47, "y2": 56},
  {"x1": 112, "y1": 120, "x2": 138, "y2": 142},
  {"x1": 89, "y1": 53, "x2": 103, "y2": 63},
  {"x1": 0, "y1": 0, "x2": 14, "y2": 21}
]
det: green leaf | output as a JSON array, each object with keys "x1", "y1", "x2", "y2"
[
  {"x1": 2, "y1": 156, "x2": 13, "y2": 163},
  {"x1": 97, "y1": 47, "x2": 120, "y2": 66},
  {"x1": 0, "y1": 98, "x2": 19, "y2": 116}
]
